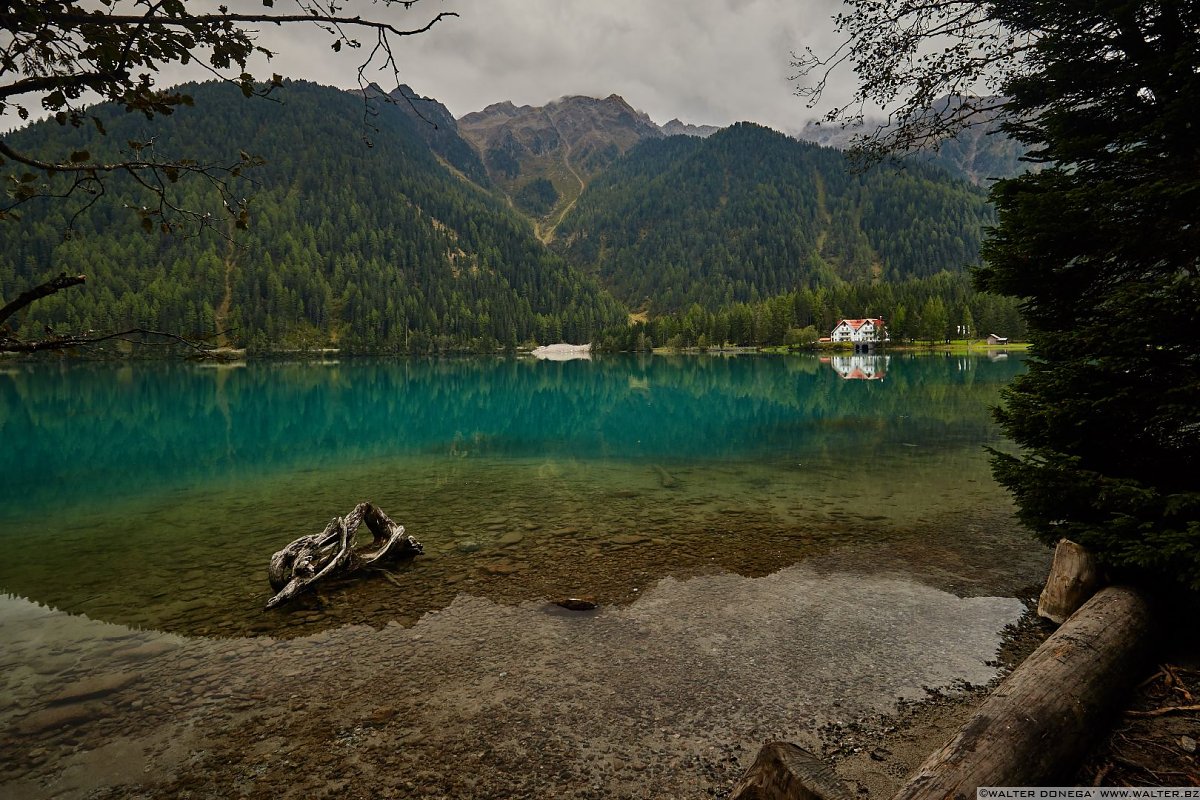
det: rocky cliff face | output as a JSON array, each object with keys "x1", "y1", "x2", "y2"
[
  {"x1": 457, "y1": 94, "x2": 727, "y2": 233},
  {"x1": 459, "y1": 94, "x2": 663, "y2": 181},
  {"x1": 456, "y1": 94, "x2": 672, "y2": 230}
]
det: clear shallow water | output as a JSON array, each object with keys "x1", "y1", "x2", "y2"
[
  {"x1": 0, "y1": 352, "x2": 1053, "y2": 799},
  {"x1": 0, "y1": 353, "x2": 1031, "y2": 636}
]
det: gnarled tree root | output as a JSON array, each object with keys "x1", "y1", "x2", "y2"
[{"x1": 266, "y1": 502, "x2": 423, "y2": 610}]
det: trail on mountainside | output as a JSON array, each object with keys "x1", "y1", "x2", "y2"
[{"x1": 214, "y1": 220, "x2": 237, "y2": 347}]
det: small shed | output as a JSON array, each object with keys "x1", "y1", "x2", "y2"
[{"x1": 986, "y1": 333, "x2": 1010, "y2": 345}]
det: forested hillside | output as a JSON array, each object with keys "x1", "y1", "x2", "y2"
[
  {"x1": 594, "y1": 273, "x2": 1027, "y2": 351},
  {"x1": 554, "y1": 123, "x2": 996, "y2": 313},
  {"x1": 1, "y1": 83, "x2": 1014, "y2": 354},
  {"x1": 0, "y1": 81, "x2": 626, "y2": 352}
]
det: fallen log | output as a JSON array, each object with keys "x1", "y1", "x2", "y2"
[
  {"x1": 265, "y1": 502, "x2": 423, "y2": 610},
  {"x1": 890, "y1": 585, "x2": 1154, "y2": 800}
]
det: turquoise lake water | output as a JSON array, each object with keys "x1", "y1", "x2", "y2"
[
  {"x1": 0, "y1": 352, "x2": 1031, "y2": 636},
  {"x1": 1, "y1": 352, "x2": 1061, "y2": 800}
]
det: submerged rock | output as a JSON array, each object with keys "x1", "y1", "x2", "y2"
[
  {"x1": 113, "y1": 641, "x2": 179, "y2": 662},
  {"x1": 482, "y1": 561, "x2": 522, "y2": 576},
  {"x1": 17, "y1": 702, "x2": 107, "y2": 735},
  {"x1": 48, "y1": 671, "x2": 140, "y2": 705},
  {"x1": 555, "y1": 597, "x2": 599, "y2": 611}
]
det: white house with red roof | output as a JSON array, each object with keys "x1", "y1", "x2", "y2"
[{"x1": 830, "y1": 318, "x2": 886, "y2": 343}]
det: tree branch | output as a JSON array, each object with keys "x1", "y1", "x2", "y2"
[
  {"x1": 0, "y1": 273, "x2": 86, "y2": 328},
  {"x1": 0, "y1": 139, "x2": 227, "y2": 176},
  {"x1": 0, "y1": 325, "x2": 229, "y2": 355},
  {"x1": 0, "y1": 71, "x2": 124, "y2": 100},
  {"x1": 0, "y1": 9, "x2": 458, "y2": 51}
]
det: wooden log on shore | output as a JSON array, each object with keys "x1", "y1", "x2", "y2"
[
  {"x1": 890, "y1": 585, "x2": 1154, "y2": 800},
  {"x1": 730, "y1": 742, "x2": 854, "y2": 800},
  {"x1": 1037, "y1": 539, "x2": 1102, "y2": 624}
]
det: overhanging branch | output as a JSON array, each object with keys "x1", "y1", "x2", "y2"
[
  {"x1": 0, "y1": 325, "x2": 229, "y2": 355},
  {"x1": 0, "y1": 273, "x2": 86, "y2": 328}
]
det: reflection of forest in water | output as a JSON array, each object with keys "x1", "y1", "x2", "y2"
[
  {"x1": 0, "y1": 354, "x2": 1029, "y2": 635},
  {"x1": 0, "y1": 353, "x2": 1023, "y2": 516}
]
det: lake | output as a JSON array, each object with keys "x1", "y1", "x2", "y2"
[{"x1": 0, "y1": 353, "x2": 1050, "y2": 799}]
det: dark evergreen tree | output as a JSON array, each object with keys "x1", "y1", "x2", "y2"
[{"x1": 975, "y1": 0, "x2": 1200, "y2": 587}]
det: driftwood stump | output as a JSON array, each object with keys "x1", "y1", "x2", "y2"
[
  {"x1": 266, "y1": 502, "x2": 423, "y2": 610},
  {"x1": 730, "y1": 742, "x2": 854, "y2": 800},
  {"x1": 1037, "y1": 538, "x2": 1101, "y2": 624}
]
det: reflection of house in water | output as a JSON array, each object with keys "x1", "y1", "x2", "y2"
[{"x1": 822, "y1": 354, "x2": 890, "y2": 380}]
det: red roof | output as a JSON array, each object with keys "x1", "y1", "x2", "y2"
[{"x1": 836, "y1": 318, "x2": 885, "y2": 331}]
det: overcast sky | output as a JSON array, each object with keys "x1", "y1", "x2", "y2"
[
  {"x1": 0, "y1": 0, "x2": 860, "y2": 135},
  {"x1": 246, "y1": 0, "x2": 853, "y2": 133}
]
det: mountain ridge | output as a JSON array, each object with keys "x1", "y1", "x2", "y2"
[
  {"x1": 0, "y1": 80, "x2": 625, "y2": 351},
  {"x1": 553, "y1": 121, "x2": 995, "y2": 312},
  {"x1": 793, "y1": 97, "x2": 1028, "y2": 185},
  {"x1": 2, "y1": 79, "x2": 1003, "y2": 350},
  {"x1": 456, "y1": 93, "x2": 726, "y2": 236}
]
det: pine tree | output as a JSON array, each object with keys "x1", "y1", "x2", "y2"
[{"x1": 976, "y1": 0, "x2": 1200, "y2": 588}]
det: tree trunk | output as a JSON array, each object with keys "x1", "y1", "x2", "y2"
[
  {"x1": 890, "y1": 586, "x2": 1154, "y2": 800},
  {"x1": 1037, "y1": 538, "x2": 1101, "y2": 624}
]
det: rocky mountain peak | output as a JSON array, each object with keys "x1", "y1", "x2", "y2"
[{"x1": 661, "y1": 118, "x2": 721, "y2": 138}]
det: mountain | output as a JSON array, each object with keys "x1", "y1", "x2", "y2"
[
  {"x1": 660, "y1": 119, "x2": 721, "y2": 138},
  {"x1": 0, "y1": 80, "x2": 626, "y2": 352},
  {"x1": 371, "y1": 83, "x2": 491, "y2": 187},
  {"x1": 793, "y1": 119, "x2": 872, "y2": 151},
  {"x1": 920, "y1": 118, "x2": 1028, "y2": 186},
  {"x1": 794, "y1": 98, "x2": 1028, "y2": 185},
  {"x1": 2, "y1": 82, "x2": 1006, "y2": 351},
  {"x1": 554, "y1": 122, "x2": 995, "y2": 312},
  {"x1": 457, "y1": 94, "x2": 666, "y2": 235}
]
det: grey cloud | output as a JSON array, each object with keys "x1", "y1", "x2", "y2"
[
  {"x1": 366, "y1": 0, "x2": 855, "y2": 132},
  {"x1": 3, "y1": 0, "x2": 862, "y2": 134}
]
